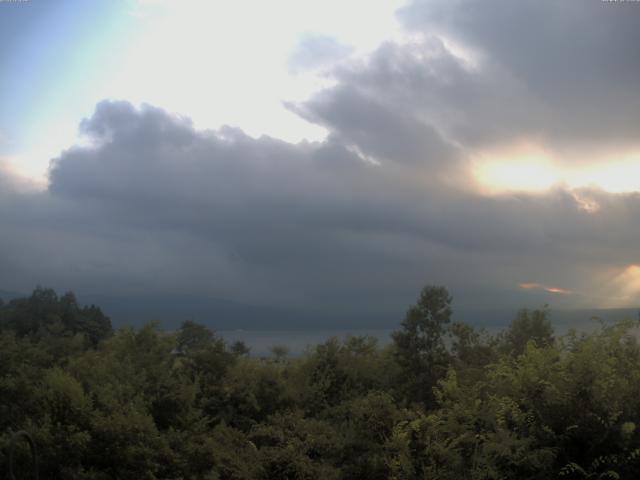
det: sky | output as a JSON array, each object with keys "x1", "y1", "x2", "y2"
[{"x1": 1, "y1": 0, "x2": 640, "y2": 321}]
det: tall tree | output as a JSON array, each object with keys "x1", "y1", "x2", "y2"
[{"x1": 392, "y1": 285, "x2": 453, "y2": 407}]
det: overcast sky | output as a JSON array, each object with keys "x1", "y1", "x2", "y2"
[{"x1": 1, "y1": 0, "x2": 640, "y2": 318}]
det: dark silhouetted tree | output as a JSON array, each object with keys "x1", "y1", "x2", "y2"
[
  {"x1": 392, "y1": 285, "x2": 453, "y2": 406},
  {"x1": 270, "y1": 345, "x2": 290, "y2": 362},
  {"x1": 231, "y1": 340, "x2": 251, "y2": 356},
  {"x1": 499, "y1": 307, "x2": 554, "y2": 356},
  {"x1": 176, "y1": 320, "x2": 214, "y2": 354}
]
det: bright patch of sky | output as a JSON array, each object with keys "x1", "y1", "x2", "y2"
[
  {"x1": 0, "y1": 0, "x2": 405, "y2": 182},
  {"x1": 472, "y1": 143, "x2": 640, "y2": 197}
]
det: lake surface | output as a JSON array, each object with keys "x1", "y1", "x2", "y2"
[
  {"x1": 218, "y1": 311, "x2": 638, "y2": 356},
  {"x1": 218, "y1": 329, "x2": 394, "y2": 356}
]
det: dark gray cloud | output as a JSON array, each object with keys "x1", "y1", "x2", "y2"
[
  {"x1": 2, "y1": 0, "x2": 640, "y2": 319},
  {"x1": 395, "y1": 0, "x2": 640, "y2": 153},
  {"x1": 0, "y1": 99, "x2": 636, "y2": 317},
  {"x1": 290, "y1": 79, "x2": 458, "y2": 169},
  {"x1": 290, "y1": 1, "x2": 640, "y2": 161}
]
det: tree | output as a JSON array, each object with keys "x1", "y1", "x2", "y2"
[
  {"x1": 231, "y1": 340, "x2": 251, "y2": 357},
  {"x1": 449, "y1": 321, "x2": 496, "y2": 383},
  {"x1": 0, "y1": 287, "x2": 112, "y2": 347},
  {"x1": 78, "y1": 304, "x2": 112, "y2": 347},
  {"x1": 270, "y1": 345, "x2": 290, "y2": 362},
  {"x1": 499, "y1": 308, "x2": 554, "y2": 356},
  {"x1": 392, "y1": 285, "x2": 453, "y2": 406},
  {"x1": 176, "y1": 320, "x2": 214, "y2": 354},
  {"x1": 250, "y1": 411, "x2": 342, "y2": 480}
]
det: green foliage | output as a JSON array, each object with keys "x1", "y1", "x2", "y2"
[
  {"x1": 498, "y1": 307, "x2": 555, "y2": 356},
  {"x1": 392, "y1": 285, "x2": 453, "y2": 406},
  {"x1": 177, "y1": 319, "x2": 215, "y2": 354},
  {"x1": 1, "y1": 286, "x2": 640, "y2": 479},
  {"x1": 231, "y1": 340, "x2": 251, "y2": 357},
  {"x1": 0, "y1": 286, "x2": 112, "y2": 348},
  {"x1": 293, "y1": 335, "x2": 398, "y2": 414},
  {"x1": 250, "y1": 411, "x2": 341, "y2": 479},
  {"x1": 270, "y1": 345, "x2": 290, "y2": 362},
  {"x1": 329, "y1": 391, "x2": 401, "y2": 479},
  {"x1": 217, "y1": 358, "x2": 293, "y2": 430}
]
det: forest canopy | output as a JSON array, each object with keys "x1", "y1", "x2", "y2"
[{"x1": 1, "y1": 286, "x2": 640, "y2": 479}]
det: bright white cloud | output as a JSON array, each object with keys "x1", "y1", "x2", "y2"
[
  {"x1": 107, "y1": 0, "x2": 405, "y2": 142},
  {"x1": 8, "y1": 0, "x2": 406, "y2": 181}
]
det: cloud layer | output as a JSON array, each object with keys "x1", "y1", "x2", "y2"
[{"x1": 2, "y1": 0, "x2": 640, "y2": 319}]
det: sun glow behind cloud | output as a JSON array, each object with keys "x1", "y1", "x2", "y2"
[
  {"x1": 475, "y1": 156, "x2": 558, "y2": 194},
  {"x1": 473, "y1": 145, "x2": 640, "y2": 197},
  {"x1": 519, "y1": 282, "x2": 572, "y2": 295},
  {"x1": 602, "y1": 264, "x2": 640, "y2": 307}
]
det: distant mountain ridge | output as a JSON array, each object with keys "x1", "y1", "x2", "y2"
[
  {"x1": 1, "y1": 289, "x2": 637, "y2": 331},
  {"x1": 79, "y1": 293, "x2": 395, "y2": 331}
]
